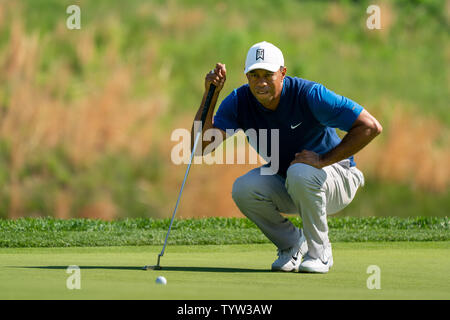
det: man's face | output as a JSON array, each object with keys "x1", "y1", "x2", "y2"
[{"x1": 246, "y1": 67, "x2": 286, "y2": 109}]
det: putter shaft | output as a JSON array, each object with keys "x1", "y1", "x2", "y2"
[
  {"x1": 145, "y1": 84, "x2": 216, "y2": 270},
  {"x1": 158, "y1": 130, "x2": 201, "y2": 258}
]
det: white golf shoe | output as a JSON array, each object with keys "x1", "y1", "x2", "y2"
[
  {"x1": 298, "y1": 247, "x2": 333, "y2": 273},
  {"x1": 271, "y1": 232, "x2": 308, "y2": 272}
]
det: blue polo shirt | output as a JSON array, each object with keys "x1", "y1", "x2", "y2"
[{"x1": 213, "y1": 76, "x2": 363, "y2": 177}]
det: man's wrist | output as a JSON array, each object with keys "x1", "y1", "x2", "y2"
[{"x1": 318, "y1": 153, "x2": 333, "y2": 168}]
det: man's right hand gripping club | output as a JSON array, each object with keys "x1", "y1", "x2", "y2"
[{"x1": 191, "y1": 63, "x2": 227, "y2": 154}]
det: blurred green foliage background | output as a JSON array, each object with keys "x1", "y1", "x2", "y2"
[{"x1": 0, "y1": 0, "x2": 448, "y2": 219}]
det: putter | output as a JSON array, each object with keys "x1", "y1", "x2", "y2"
[{"x1": 143, "y1": 84, "x2": 216, "y2": 270}]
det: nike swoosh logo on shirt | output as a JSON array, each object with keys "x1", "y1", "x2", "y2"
[{"x1": 291, "y1": 122, "x2": 302, "y2": 129}]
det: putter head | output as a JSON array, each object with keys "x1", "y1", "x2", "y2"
[
  {"x1": 142, "y1": 264, "x2": 162, "y2": 270},
  {"x1": 142, "y1": 254, "x2": 162, "y2": 270}
]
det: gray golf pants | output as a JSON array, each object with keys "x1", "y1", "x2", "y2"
[{"x1": 232, "y1": 161, "x2": 365, "y2": 260}]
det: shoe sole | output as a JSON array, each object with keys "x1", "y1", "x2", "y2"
[
  {"x1": 298, "y1": 266, "x2": 329, "y2": 273},
  {"x1": 271, "y1": 265, "x2": 299, "y2": 272}
]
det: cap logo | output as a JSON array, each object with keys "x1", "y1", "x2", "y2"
[{"x1": 256, "y1": 49, "x2": 264, "y2": 61}]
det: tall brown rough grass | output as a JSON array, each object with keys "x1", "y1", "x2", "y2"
[
  {"x1": 356, "y1": 109, "x2": 449, "y2": 193},
  {"x1": 0, "y1": 15, "x2": 166, "y2": 218}
]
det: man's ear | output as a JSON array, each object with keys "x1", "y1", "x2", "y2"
[{"x1": 280, "y1": 66, "x2": 287, "y2": 77}]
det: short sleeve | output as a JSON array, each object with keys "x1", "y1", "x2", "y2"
[
  {"x1": 213, "y1": 89, "x2": 240, "y2": 132},
  {"x1": 306, "y1": 84, "x2": 363, "y2": 132}
]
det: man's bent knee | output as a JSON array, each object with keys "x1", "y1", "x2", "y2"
[
  {"x1": 231, "y1": 176, "x2": 249, "y2": 204},
  {"x1": 286, "y1": 163, "x2": 326, "y2": 191},
  {"x1": 232, "y1": 169, "x2": 278, "y2": 204}
]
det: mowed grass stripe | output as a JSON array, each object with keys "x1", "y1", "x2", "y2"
[{"x1": 0, "y1": 217, "x2": 448, "y2": 247}]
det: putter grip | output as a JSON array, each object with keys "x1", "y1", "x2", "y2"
[{"x1": 200, "y1": 84, "x2": 216, "y2": 126}]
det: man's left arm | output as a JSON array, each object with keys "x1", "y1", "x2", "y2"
[
  {"x1": 292, "y1": 110, "x2": 382, "y2": 168},
  {"x1": 291, "y1": 85, "x2": 382, "y2": 168}
]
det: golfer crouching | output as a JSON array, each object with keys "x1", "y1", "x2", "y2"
[{"x1": 191, "y1": 41, "x2": 382, "y2": 273}]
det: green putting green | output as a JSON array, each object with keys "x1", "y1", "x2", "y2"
[{"x1": 0, "y1": 242, "x2": 449, "y2": 299}]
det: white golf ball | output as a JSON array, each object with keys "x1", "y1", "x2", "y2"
[{"x1": 155, "y1": 276, "x2": 167, "y2": 285}]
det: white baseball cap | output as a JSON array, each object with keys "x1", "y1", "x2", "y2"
[{"x1": 244, "y1": 41, "x2": 284, "y2": 74}]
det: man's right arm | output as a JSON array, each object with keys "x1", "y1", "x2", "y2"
[{"x1": 190, "y1": 63, "x2": 227, "y2": 155}]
